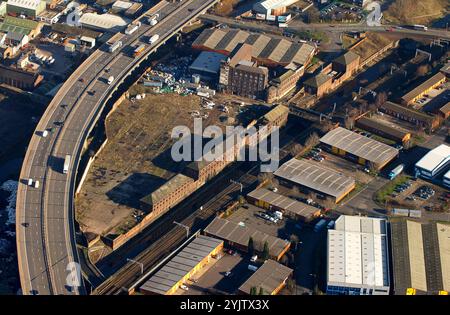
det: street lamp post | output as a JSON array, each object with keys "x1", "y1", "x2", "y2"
[
  {"x1": 230, "y1": 179, "x2": 243, "y2": 193},
  {"x1": 127, "y1": 258, "x2": 143, "y2": 275}
]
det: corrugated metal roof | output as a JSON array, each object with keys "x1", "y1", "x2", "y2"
[
  {"x1": 193, "y1": 28, "x2": 315, "y2": 66},
  {"x1": 140, "y1": 235, "x2": 223, "y2": 294},
  {"x1": 320, "y1": 127, "x2": 399, "y2": 166},
  {"x1": 402, "y1": 72, "x2": 446, "y2": 103},
  {"x1": 274, "y1": 158, "x2": 355, "y2": 199}
]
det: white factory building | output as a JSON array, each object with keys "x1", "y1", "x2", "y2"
[
  {"x1": 79, "y1": 13, "x2": 129, "y2": 32},
  {"x1": 415, "y1": 144, "x2": 450, "y2": 179},
  {"x1": 6, "y1": 0, "x2": 46, "y2": 18},
  {"x1": 443, "y1": 170, "x2": 450, "y2": 189},
  {"x1": 253, "y1": 0, "x2": 298, "y2": 17},
  {"x1": 326, "y1": 215, "x2": 390, "y2": 295}
]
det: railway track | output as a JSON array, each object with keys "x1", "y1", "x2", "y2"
[{"x1": 93, "y1": 117, "x2": 311, "y2": 295}]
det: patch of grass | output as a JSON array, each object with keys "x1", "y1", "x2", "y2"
[{"x1": 375, "y1": 175, "x2": 410, "y2": 205}]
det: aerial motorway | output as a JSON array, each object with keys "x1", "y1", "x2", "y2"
[{"x1": 15, "y1": 0, "x2": 220, "y2": 295}]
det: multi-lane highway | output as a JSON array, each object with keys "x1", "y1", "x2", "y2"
[{"x1": 16, "y1": 0, "x2": 219, "y2": 295}]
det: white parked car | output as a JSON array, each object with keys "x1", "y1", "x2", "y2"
[{"x1": 250, "y1": 255, "x2": 258, "y2": 262}]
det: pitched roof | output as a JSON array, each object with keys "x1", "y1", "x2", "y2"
[
  {"x1": 333, "y1": 51, "x2": 360, "y2": 66},
  {"x1": 304, "y1": 73, "x2": 331, "y2": 88}
]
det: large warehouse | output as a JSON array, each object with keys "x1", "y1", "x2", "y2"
[
  {"x1": 415, "y1": 144, "x2": 450, "y2": 179},
  {"x1": 327, "y1": 215, "x2": 390, "y2": 295},
  {"x1": 274, "y1": 158, "x2": 355, "y2": 203},
  {"x1": 6, "y1": 0, "x2": 46, "y2": 18},
  {"x1": 247, "y1": 188, "x2": 321, "y2": 221},
  {"x1": 192, "y1": 28, "x2": 316, "y2": 68},
  {"x1": 204, "y1": 217, "x2": 290, "y2": 261},
  {"x1": 253, "y1": 0, "x2": 298, "y2": 16},
  {"x1": 238, "y1": 259, "x2": 293, "y2": 295},
  {"x1": 320, "y1": 127, "x2": 399, "y2": 170},
  {"x1": 390, "y1": 220, "x2": 449, "y2": 295},
  {"x1": 139, "y1": 235, "x2": 223, "y2": 295}
]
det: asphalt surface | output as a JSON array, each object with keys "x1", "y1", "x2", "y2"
[
  {"x1": 200, "y1": 14, "x2": 450, "y2": 40},
  {"x1": 16, "y1": 0, "x2": 220, "y2": 295}
]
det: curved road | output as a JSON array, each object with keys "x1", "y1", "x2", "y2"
[{"x1": 16, "y1": 0, "x2": 219, "y2": 295}]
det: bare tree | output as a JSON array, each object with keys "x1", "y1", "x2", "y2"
[
  {"x1": 289, "y1": 143, "x2": 304, "y2": 157},
  {"x1": 305, "y1": 132, "x2": 320, "y2": 150}
]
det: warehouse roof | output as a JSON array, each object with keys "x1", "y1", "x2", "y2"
[
  {"x1": 140, "y1": 235, "x2": 223, "y2": 295},
  {"x1": 274, "y1": 158, "x2": 355, "y2": 199},
  {"x1": 79, "y1": 13, "x2": 128, "y2": 31},
  {"x1": 247, "y1": 188, "x2": 319, "y2": 220},
  {"x1": 140, "y1": 174, "x2": 194, "y2": 206},
  {"x1": 189, "y1": 51, "x2": 227, "y2": 75},
  {"x1": 253, "y1": 0, "x2": 299, "y2": 11},
  {"x1": 356, "y1": 116, "x2": 410, "y2": 141},
  {"x1": 204, "y1": 217, "x2": 290, "y2": 258},
  {"x1": 328, "y1": 215, "x2": 389, "y2": 288},
  {"x1": 320, "y1": 127, "x2": 399, "y2": 166},
  {"x1": 193, "y1": 28, "x2": 315, "y2": 66},
  {"x1": 381, "y1": 101, "x2": 437, "y2": 123},
  {"x1": 390, "y1": 220, "x2": 450, "y2": 294},
  {"x1": 239, "y1": 259, "x2": 293, "y2": 295},
  {"x1": 401, "y1": 72, "x2": 446, "y2": 103},
  {"x1": 7, "y1": 0, "x2": 43, "y2": 10},
  {"x1": 415, "y1": 144, "x2": 450, "y2": 173}
]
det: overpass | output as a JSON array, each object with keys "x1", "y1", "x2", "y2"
[{"x1": 16, "y1": 0, "x2": 220, "y2": 295}]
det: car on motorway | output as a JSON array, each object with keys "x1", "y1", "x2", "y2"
[
  {"x1": 225, "y1": 271, "x2": 232, "y2": 277},
  {"x1": 180, "y1": 284, "x2": 189, "y2": 291}
]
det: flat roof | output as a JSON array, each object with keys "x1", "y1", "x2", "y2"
[
  {"x1": 139, "y1": 235, "x2": 223, "y2": 295},
  {"x1": 415, "y1": 144, "x2": 450, "y2": 173},
  {"x1": 189, "y1": 51, "x2": 227, "y2": 75},
  {"x1": 274, "y1": 158, "x2": 355, "y2": 199},
  {"x1": 247, "y1": 188, "x2": 319, "y2": 219},
  {"x1": 328, "y1": 215, "x2": 389, "y2": 288},
  {"x1": 320, "y1": 127, "x2": 399, "y2": 166},
  {"x1": 239, "y1": 259, "x2": 293, "y2": 294},
  {"x1": 402, "y1": 72, "x2": 446, "y2": 103},
  {"x1": 204, "y1": 217, "x2": 290, "y2": 258}
]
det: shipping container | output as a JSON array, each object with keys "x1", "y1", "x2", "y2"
[
  {"x1": 314, "y1": 219, "x2": 327, "y2": 232},
  {"x1": 278, "y1": 23, "x2": 288, "y2": 28},
  {"x1": 392, "y1": 208, "x2": 409, "y2": 217}
]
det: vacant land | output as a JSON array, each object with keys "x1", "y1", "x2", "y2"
[
  {"x1": 75, "y1": 90, "x2": 245, "y2": 257},
  {"x1": 384, "y1": 0, "x2": 448, "y2": 25},
  {"x1": 350, "y1": 32, "x2": 396, "y2": 62}
]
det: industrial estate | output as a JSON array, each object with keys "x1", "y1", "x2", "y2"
[{"x1": 0, "y1": 0, "x2": 447, "y2": 299}]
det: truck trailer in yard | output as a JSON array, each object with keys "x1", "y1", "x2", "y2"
[{"x1": 388, "y1": 164, "x2": 404, "y2": 180}]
